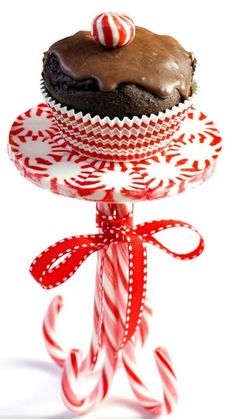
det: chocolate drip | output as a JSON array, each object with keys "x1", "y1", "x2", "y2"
[{"x1": 44, "y1": 27, "x2": 193, "y2": 99}]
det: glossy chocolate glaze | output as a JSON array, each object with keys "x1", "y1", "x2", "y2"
[{"x1": 44, "y1": 26, "x2": 194, "y2": 99}]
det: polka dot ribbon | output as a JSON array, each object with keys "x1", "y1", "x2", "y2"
[{"x1": 30, "y1": 210, "x2": 204, "y2": 353}]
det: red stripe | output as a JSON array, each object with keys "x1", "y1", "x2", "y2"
[
  {"x1": 210, "y1": 136, "x2": 222, "y2": 146},
  {"x1": 70, "y1": 351, "x2": 80, "y2": 377},
  {"x1": 102, "y1": 15, "x2": 113, "y2": 47},
  {"x1": 42, "y1": 323, "x2": 63, "y2": 351},
  {"x1": 112, "y1": 15, "x2": 126, "y2": 45},
  {"x1": 11, "y1": 127, "x2": 24, "y2": 135},
  {"x1": 51, "y1": 354, "x2": 65, "y2": 367},
  {"x1": 113, "y1": 249, "x2": 128, "y2": 291},
  {"x1": 62, "y1": 368, "x2": 83, "y2": 407},
  {"x1": 104, "y1": 291, "x2": 119, "y2": 321},
  {"x1": 128, "y1": 386, "x2": 161, "y2": 409},
  {"x1": 25, "y1": 109, "x2": 31, "y2": 118},
  {"x1": 102, "y1": 369, "x2": 109, "y2": 395},
  {"x1": 164, "y1": 394, "x2": 172, "y2": 414},
  {"x1": 92, "y1": 20, "x2": 100, "y2": 45},
  {"x1": 144, "y1": 403, "x2": 162, "y2": 415},
  {"x1": 123, "y1": 359, "x2": 145, "y2": 386}
]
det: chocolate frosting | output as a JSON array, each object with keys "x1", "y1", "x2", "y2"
[{"x1": 45, "y1": 26, "x2": 193, "y2": 99}]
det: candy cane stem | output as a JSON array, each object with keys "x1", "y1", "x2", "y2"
[{"x1": 60, "y1": 204, "x2": 126, "y2": 413}]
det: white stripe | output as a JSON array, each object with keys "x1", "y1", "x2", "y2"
[
  {"x1": 103, "y1": 355, "x2": 115, "y2": 383},
  {"x1": 44, "y1": 317, "x2": 59, "y2": 342},
  {"x1": 157, "y1": 362, "x2": 177, "y2": 395},
  {"x1": 96, "y1": 15, "x2": 106, "y2": 46},
  {"x1": 103, "y1": 313, "x2": 118, "y2": 349},
  {"x1": 103, "y1": 269, "x2": 117, "y2": 305},
  {"x1": 65, "y1": 353, "x2": 80, "y2": 395},
  {"x1": 162, "y1": 382, "x2": 177, "y2": 413},
  {"x1": 117, "y1": 275, "x2": 128, "y2": 315},
  {"x1": 123, "y1": 357, "x2": 158, "y2": 402},
  {"x1": 155, "y1": 351, "x2": 176, "y2": 386},
  {"x1": 116, "y1": 203, "x2": 132, "y2": 217},
  {"x1": 45, "y1": 342, "x2": 65, "y2": 361},
  {"x1": 107, "y1": 14, "x2": 120, "y2": 47},
  {"x1": 116, "y1": 265, "x2": 129, "y2": 324},
  {"x1": 155, "y1": 357, "x2": 177, "y2": 411}
]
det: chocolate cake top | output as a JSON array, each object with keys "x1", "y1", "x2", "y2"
[{"x1": 44, "y1": 26, "x2": 194, "y2": 99}]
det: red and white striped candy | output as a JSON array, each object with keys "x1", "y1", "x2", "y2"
[{"x1": 91, "y1": 12, "x2": 135, "y2": 48}]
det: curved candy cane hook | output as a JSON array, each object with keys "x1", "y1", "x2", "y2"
[
  {"x1": 43, "y1": 276, "x2": 119, "y2": 415},
  {"x1": 43, "y1": 286, "x2": 104, "y2": 372},
  {"x1": 43, "y1": 291, "x2": 151, "y2": 371},
  {"x1": 122, "y1": 342, "x2": 178, "y2": 416},
  {"x1": 43, "y1": 295, "x2": 65, "y2": 367},
  {"x1": 42, "y1": 243, "x2": 107, "y2": 370},
  {"x1": 62, "y1": 344, "x2": 118, "y2": 414}
]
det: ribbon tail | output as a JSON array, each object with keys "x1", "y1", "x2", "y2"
[
  {"x1": 117, "y1": 235, "x2": 147, "y2": 353},
  {"x1": 91, "y1": 245, "x2": 109, "y2": 370}
]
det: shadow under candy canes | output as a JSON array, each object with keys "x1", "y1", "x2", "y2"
[{"x1": 0, "y1": 357, "x2": 152, "y2": 418}]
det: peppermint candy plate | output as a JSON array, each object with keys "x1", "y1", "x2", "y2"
[{"x1": 8, "y1": 104, "x2": 222, "y2": 203}]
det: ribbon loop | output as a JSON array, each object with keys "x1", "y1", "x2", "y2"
[
  {"x1": 30, "y1": 235, "x2": 105, "y2": 289},
  {"x1": 135, "y1": 219, "x2": 204, "y2": 260}
]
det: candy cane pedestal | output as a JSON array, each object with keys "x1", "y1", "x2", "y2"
[{"x1": 8, "y1": 104, "x2": 222, "y2": 416}]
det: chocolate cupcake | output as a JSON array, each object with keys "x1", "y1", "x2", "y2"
[{"x1": 41, "y1": 13, "x2": 197, "y2": 161}]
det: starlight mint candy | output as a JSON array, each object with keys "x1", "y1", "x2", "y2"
[
  {"x1": 91, "y1": 12, "x2": 135, "y2": 48},
  {"x1": 42, "y1": 13, "x2": 197, "y2": 161}
]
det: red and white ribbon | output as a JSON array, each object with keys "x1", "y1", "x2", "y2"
[
  {"x1": 31, "y1": 203, "x2": 204, "y2": 415},
  {"x1": 31, "y1": 206, "x2": 204, "y2": 355}
]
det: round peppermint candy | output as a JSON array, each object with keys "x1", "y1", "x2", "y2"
[{"x1": 91, "y1": 12, "x2": 135, "y2": 48}]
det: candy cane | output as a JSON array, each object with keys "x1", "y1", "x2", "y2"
[
  {"x1": 116, "y1": 239, "x2": 178, "y2": 415},
  {"x1": 42, "y1": 254, "x2": 103, "y2": 371},
  {"x1": 43, "y1": 216, "x2": 107, "y2": 371},
  {"x1": 82, "y1": 248, "x2": 105, "y2": 371},
  {"x1": 43, "y1": 246, "x2": 119, "y2": 413},
  {"x1": 61, "y1": 204, "x2": 124, "y2": 413},
  {"x1": 43, "y1": 295, "x2": 65, "y2": 366},
  {"x1": 123, "y1": 340, "x2": 178, "y2": 416}
]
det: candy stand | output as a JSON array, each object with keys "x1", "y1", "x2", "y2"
[{"x1": 8, "y1": 101, "x2": 222, "y2": 416}]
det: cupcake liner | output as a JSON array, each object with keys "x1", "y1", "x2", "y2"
[{"x1": 41, "y1": 80, "x2": 198, "y2": 162}]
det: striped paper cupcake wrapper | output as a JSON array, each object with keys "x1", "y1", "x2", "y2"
[{"x1": 41, "y1": 80, "x2": 198, "y2": 162}]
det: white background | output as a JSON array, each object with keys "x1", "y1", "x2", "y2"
[{"x1": 0, "y1": 0, "x2": 236, "y2": 418}]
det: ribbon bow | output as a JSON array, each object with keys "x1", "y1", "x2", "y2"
[{"x1": 30, "y1": 209, "x2": 204, "y2": 353}]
